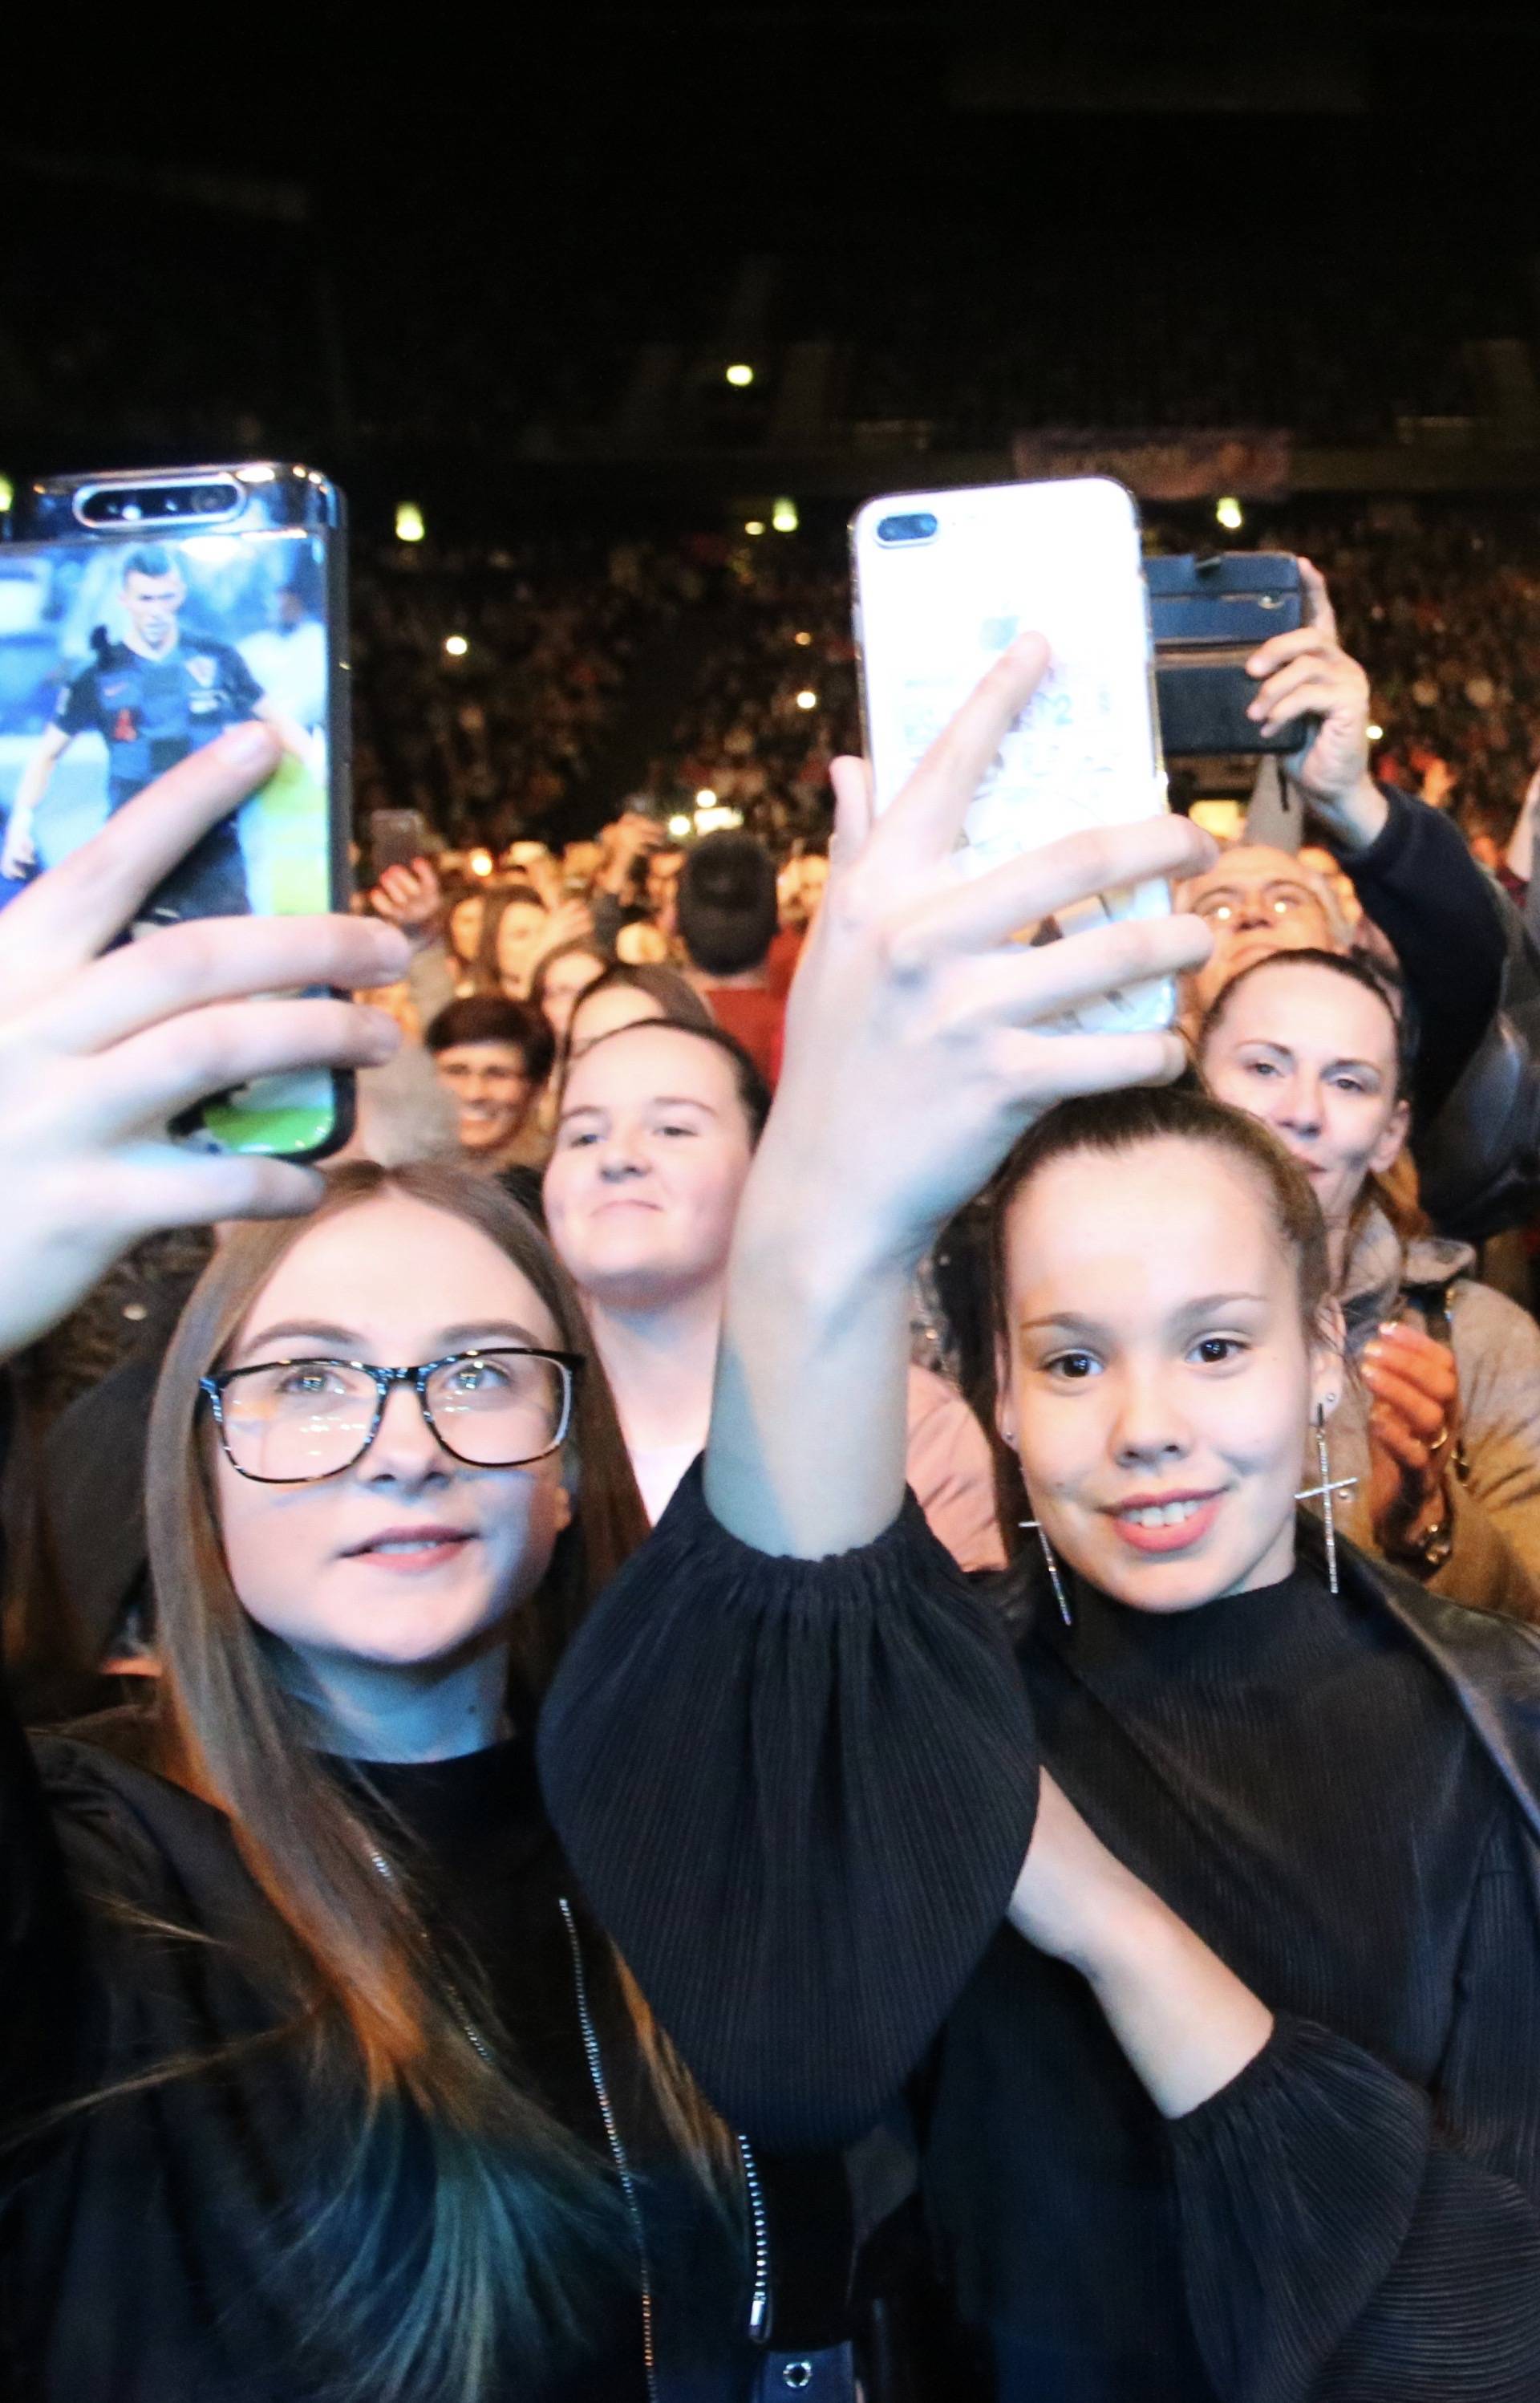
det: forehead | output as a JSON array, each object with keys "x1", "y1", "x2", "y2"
[
  {"x1": 545, "y1": 952, "x2": 605, "y2": 988},
  {"x1": 563, "y1": 1023, "x2": 738, "y2": 1112},
  {"x1": 1210, "y1": 961, "x2": 1397, "y2": 1062},
  {"x1": 124, "y1": 571, "x2": 181, "y2": 594},
  {"x1": 233, "y1": 1192, "x2": 559, "y2": 1350},
  {"x1": 1184, "y1": 846, "x2": 1326, "y2": 900},
  {"x1": 1003, "y1": 1140, "x2": 1295, "y2": 1317},
  {"x1": 436, "y1": 1040, "x2": 529, "y2": 1072},
  {"x1": 571, "y1": 986, "x2": 663, "y2": 1042}
]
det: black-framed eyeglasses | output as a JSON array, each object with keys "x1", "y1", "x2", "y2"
[{"x1": 200, "y1": 1348, "x2": 585, "y2": 1486}]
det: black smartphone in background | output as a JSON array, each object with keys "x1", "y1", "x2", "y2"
[
  {"x1": 1146, "y1": 552, "x2": 1315, "y2": 758},
  {"x1": 0, "y1": 462, "x2": 353, "y2": 1159},
  {"x1": 370, "y1": 806, "x2": 432, "y2": 882}
]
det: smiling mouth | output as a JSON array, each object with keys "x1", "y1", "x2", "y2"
[
  {"x1": 343, "y1": 1528, "x2": 474, "y2": 1559},
  {"x1": 1104, "y1": 1490, "x2": 1226, "y2": 1553}
]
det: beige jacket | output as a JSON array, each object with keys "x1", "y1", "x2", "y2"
[{"x1": 1317, "y1": 1206, "x2": 1540, "y2": 1626}]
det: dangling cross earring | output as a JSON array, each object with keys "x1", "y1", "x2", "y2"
[
  {"x1": 1295, "y1": 1400, "x2": 1359, "y2": 1598},
  {"x1": 1019, "y1": 1515, "x2": 1072, "y2": 1626}
]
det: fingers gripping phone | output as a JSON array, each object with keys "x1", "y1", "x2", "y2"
[
  {"x1": 850, "y1": 478, "x2": 1173, "y2": 1036},
  {"x1": 0, "y1": 462, "x2": 352, "y2": 1159}
]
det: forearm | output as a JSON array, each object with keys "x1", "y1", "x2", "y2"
[
  {"x1": 706, "y1": 1179, "x2": 916, "y2": 1557},
  {"x1": 1035, "y1": 1876, "x2": 1274, "y2": 2121}
]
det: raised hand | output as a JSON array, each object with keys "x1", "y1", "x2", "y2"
[
  {"x1": 1245, "y1": 558, "x2": 1388, "y2": 852},
  {"x1": 1363, "y1": 1318, "x2": 1459, "y2": 1561},
  {"x1": 370, "y1": 856, "x2": 444, "y2": 952},
  {"x1": 0, "y1": 724, "x2": 407, "y2": 1362},
  {"x1": 707, "y1": 635, "x2": 1216, "y2": 1557}
]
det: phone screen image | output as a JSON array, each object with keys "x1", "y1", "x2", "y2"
[{"x1": 0, "y1": 524, "x2": 340, "y2": 1156}]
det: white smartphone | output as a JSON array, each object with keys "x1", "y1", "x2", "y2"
[{"x1": 849, "y1": 477, "x2": 1173, "y2": 1035}]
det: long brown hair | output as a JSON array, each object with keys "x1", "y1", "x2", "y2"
[{"x1": 140, "y1": 1162, "x2": 731, "y2": 2402}]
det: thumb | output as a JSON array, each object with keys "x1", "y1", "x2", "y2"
[
  {"x1": 829, "y1": 754, "x2": 876, "y2": 863},
  {"x1": 1298, "y1": 557, "x2": 1340, "y2": 646}
]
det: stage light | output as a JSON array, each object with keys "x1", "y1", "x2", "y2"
[
  {"x1": 1214, "y1": 496, "x2": 1244, "y2": 532},
  {"x1": 744, "y1": 520, "x2": 766, "y2": 537},
  {"x1": 772, "y1": 496, "x2": 799, "y2": 533},
  {"x1": 795, "y1": 689, "x2": 818, "y2": 711},
  {"x1": 0, "y1": 475, "x2": 14, "y2": 514},
  {"x1": 469, "y1": 848, "x2": 494, "y2": 877},
  {"x1": 794, "y1": 630, "x2": 813, "y2": 647},
  {"x1": 444, "y1": 634, "x2": 468, "y2": 657},
  {"x1": 695, "y1": 787, "x2": 718, "y2": 807},
  {"x1": 667, "y1": 814, "x2": 693, "y2": 838},
  {"x1": 395, "y1": 501, "x2": 426, "y2": 543},
  {"x1": 725, "y1": 363, "x2": 755, "y2": 388},
  {"x1": 695, "y1": 803, "x2": 744, "y2": 832},
  {"x1": 1367, "y1": 722, "x2": 1384, "y2": 742}
]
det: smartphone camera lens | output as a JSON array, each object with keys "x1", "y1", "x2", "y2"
[
  {"x1": 197, "y1": 488, "x2": 224, "y2": 511},
  {"x1": 875, "y1": 512, "x2": 939, "y2": 546}
]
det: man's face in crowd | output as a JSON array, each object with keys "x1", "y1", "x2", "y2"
[
  {"x1": 1177, "y1": 846, "x2": 1340, "y2": 1020},
  {"x1": 434, "y1": 1040, "x2": 536, "y2": 1156},
  {"x1": 645, "y1": 849, "x2": 686, "y2": 929},
  {"x1": 122, "y1": 569, "x2": 186, "y2": 656}
]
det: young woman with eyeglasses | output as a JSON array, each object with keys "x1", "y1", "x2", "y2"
[
  {"x1": 543, "y1": 640, "x2": 1540, "y2": 2402},
  {"x1": 6, "y1": 1159, "x2": 753, "y2": 2402}
]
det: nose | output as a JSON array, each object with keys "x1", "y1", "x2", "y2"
[
  {"x1": 597, "y1": 1130, "x2": 650, "y2": 1183},
  {"x1": 1270, "y1": 1069, "x2": 1323, "y2": 1139},
  {"x1": 1108, "y1": 1366, "x2": 1193, "y2": 1472},
  {"x1": 360, "y1": 1379, "x2": 452, "y2": 1487}
]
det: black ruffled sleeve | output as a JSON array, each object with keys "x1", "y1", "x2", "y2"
[
  {"x1": 537, "y1": 1459, "x2": 1038, "y2": 2151},
  {"x1": 1171, "y1": 1811, "x2": 1540, "y2": 2403}
]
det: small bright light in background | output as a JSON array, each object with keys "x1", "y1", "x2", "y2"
[
  {"x1": 725, "y1": 363, "x2": 755, "y2": 388},
  {"x1": 667, "y1": 814, "x2": 693, "y2": 838},
  {"x1": 444, "y1": 634, "x2": 468, "y2": 657},
  {"x1": 1214, "y1": 496, "x2": 1244, "y2": 533},
  {"x1": 695, "y1": 787, "x2": 718, "y2": 807},
  {"x1": 1366, "y1": 722, "x2": 1384, "y2": 742},
  {"x1": 238, "y1": 464, "x2": 277, "y2": 485},
  {"x1": 744, "y1": 519, "x2": 766, "y2": 537},
  {"x1": 772, "y1": 496, "x2": 799, "y2": 533},
  {"x1": 395, "y1": 501, "x2": 426, "y2": 543},
  {"x1": 0, "y1": 474, "x2": 15, "y2": 515},
  {"x1": 468, "y1": 848, "x2": 494, "y2": 877},
  {"x1": 795, "y1": 689, "x2": 818, "y2": 712},
  {"x1": 695, "y1": 803, "x2": 744, "y2": 833},
  {"x1": 793, "y1": 629, "x2": 813, "y2": 647}
]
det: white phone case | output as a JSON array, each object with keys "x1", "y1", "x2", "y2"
[{"x1": 850, "y1": 477, "x2": 1173, "y2": 1035}]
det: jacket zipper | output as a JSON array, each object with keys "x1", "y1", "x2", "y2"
[
  {"x1": 737, "y1": 2133, "x2": 773, "y2": 2344},
  {"x1": 366, "y1": 1847, "x2": 496, "y2": 2066},
  {"x1": 558, "y1": 1896, "x2": 659, "y2": 2403}
]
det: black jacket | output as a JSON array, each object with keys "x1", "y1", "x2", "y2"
[{"x1": 0, "y1": 1687, "x2": 862, "y2": 2403}]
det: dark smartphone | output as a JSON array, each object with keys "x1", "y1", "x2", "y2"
[
  {"x1": 0, "y1": 461, "x2": 353, "y2": 1159},
  {"x1": 370, "y1": 806, "x2": 432, "y2": 881},
  {"x1": 1146, "y1": 553, "x2": 1316, "y2": 758}
]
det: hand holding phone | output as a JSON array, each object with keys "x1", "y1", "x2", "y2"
[
  {"x1": 0, "y1": 725, "x2": 406, "y2": 1364},
  {"x1": 1242, "y1": 558, "x2": 1387, "y2": 854},
  {"x1": 850, "y1": 478, "x2": 1173, "y2": 1037}
]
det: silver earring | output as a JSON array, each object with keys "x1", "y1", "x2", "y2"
[
  {"x1": 1019, "y1": 1516, "x2": 1072, "y2": 1626},
  {"x1": 1295, "y1": 1401, "x2": 1359, "y2": 1597}
]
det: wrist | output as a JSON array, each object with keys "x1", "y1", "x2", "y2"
[{"x1": 1315, "y1": 773, "x2": 1389, "y2": 856}]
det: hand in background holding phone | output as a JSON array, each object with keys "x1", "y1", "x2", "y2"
[
  {"x1": 1245, "y1": 558, "x2": 1388, "y2": 854},
  {"x1": 0, "y1": 725, "x2": 407, "y2": 1364},
  {"x1": 371, "y1": 856, "x2": 445, "y2": 954}
]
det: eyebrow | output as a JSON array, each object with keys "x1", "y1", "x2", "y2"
[
  {"x1": 557, "y1": 1093, "x2": 722, "y2": 1129},
  {"x1": 1234, "y1": 1037, "x2": 1384, "y2": 1078},
  {"x1": 1019, "y1": 1291, "x2": 1270, "y2": 1336},
  {"x1": 233, "y1": 1316, "x2": 553, "y2": 1362}
]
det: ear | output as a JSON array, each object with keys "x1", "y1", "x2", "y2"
[
  {"x1": 549, "y1": 1473, "x2": 574, "y2": 1537},
  {"x1": 1310, "y1": 1296, "x2": 1347, "y2": 1424},
  {"x1": 994, "y1": 1334, "x2": 1019, "y2": 1452},
  {"x1": 1370, "y1": 1095, "x2": 1411, "y2": 1177}
]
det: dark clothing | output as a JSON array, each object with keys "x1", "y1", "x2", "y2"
[
  {"x1": 1343, "y1": 784, "x2": 1504, "y2": 1126},
  {"x1": 541, "y1": 1466, "x2": 1540, "y2": 2403},
  {"x1": 0, "y1": 1679, "x2": 849, "y2": 2401},
  {"x1": 52, "y1": 636, "x2": 260, "y2": 920}
]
